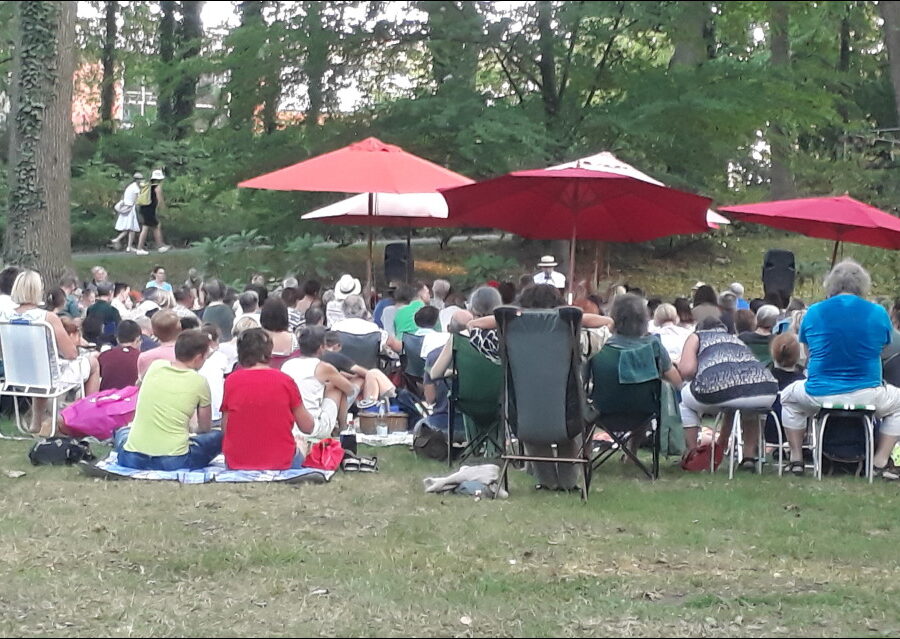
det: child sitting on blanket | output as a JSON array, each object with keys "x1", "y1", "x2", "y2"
[
  {"x1": 114, "y1": 330, "x2": 222, "y2": 471},
  {"x1": 221, "y1": 328, "x2": 315, "y2": 470}
]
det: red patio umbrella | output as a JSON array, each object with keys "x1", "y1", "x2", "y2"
[
  {"x1": 718, "y1": 195, "x2": 900, "y2": 265},
  {"x1": 440, "y1": 168, "x2": 712, "y2": 294},
  {"x1": 238, "y1": 137, "x2": 473, "y2": 290}
]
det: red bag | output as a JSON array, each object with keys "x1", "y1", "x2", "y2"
[
  {"x1": 60, "y1": 386, "x2": 139, "y2": 440},
  {"x1": 302, "y1": 438, "x2": 345, "y2": 471},
  {"x1": 681, "y1": 443, "x2": 726, "y2": 472}
]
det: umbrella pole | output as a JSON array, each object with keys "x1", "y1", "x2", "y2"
[
  {"x1": 367, "y1": 193, "x2": 375, "y2": 299},
  {"x1": 567, "y1": 225, "x2": 577, "y2": 304},
  {"x1": 830, "y1": 240, "x2": 840, "y2": 268},
  {"x1": 406, "y1": 226, "x2": 412, "y2": 283}
]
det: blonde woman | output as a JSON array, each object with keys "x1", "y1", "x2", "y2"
[{"x1": 0, "y1": 270, "x2": 100, "y2": 432}]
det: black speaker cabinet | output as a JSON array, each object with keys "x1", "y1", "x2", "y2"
[
  {"x1": 385, "y1": 242, "x2": 412, "y2": 283},
  {"x1": 762, "y1": 249, "x2": 795, "y2": 306}
]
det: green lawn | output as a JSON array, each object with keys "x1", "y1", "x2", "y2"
[{"x1": 2, "y1": 434, "x2": 900, "y2": 637}]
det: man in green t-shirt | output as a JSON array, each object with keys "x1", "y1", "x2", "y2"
[
  {"x1": 393, "y1": 283, "x2": 431, "y2": 337},
  {"x1": 114, "y1": 330, "x2": 222, "y2": 470}
]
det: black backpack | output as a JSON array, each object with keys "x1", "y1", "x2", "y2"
[
  {"x1": 28, "y1": 437, "x2": 95, "y2": 466},
  {"x1": 820, "y1": 416, "x2": 877, "y2": 476}
]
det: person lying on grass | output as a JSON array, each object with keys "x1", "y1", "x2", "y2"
[
  {"x1": 221, "y1": 328, "x2": 314, "y2": 470},
  {"x1": 114, "y1": 330, "x2": 222, "y2": 471}
]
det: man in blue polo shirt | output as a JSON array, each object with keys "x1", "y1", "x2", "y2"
[{"x1": 780, "y1": 260, "x2": 900, "y2": 477}]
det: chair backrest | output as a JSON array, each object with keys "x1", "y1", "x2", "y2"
[
  {"x1": 335, "y1": 331, "x2": 380, "y2": 369},
  {"x1": 885, "y1": 353, "x2": 900, "y2": 387},
  {"x1": 401, "y1": 333, "x2": 426, "y2": 378},
  {"x1": 495, "y1": 306, "x2": 584, "y2": 445},
  {"x1": 0, "y1": 319, "x2": 60, "y2": 390},
  {"x1": 588, "y1": 344, "x2": 661, "y2": 420},
  {"x1": 381, "y1": 306, "x2": 398, "y2": 338},
  {"x1": 748, "y1": 340, "x2": 773, "y2": 367},
  {"x1": 451, "y1": 333, "x2": 503, "y2": 426}
]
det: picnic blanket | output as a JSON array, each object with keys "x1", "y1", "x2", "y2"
[
  {"x1": 91, "y1": 452, "x2": 333, "y2": 484},
  {"x1": 356, "y1": 431, "x2": 413, "y2": 447}
]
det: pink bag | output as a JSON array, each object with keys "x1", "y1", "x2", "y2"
[{"x1": 60, "y1": 386, "x2": 139, "y2": 440}]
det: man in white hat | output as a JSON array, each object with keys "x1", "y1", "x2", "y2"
[
  {"x1": 533, "y1": 255, "x2": 566, "y2": 290},
  {"x1": 327, "y1": 274, "x2": 361, "y2": 327},
  {"x1": 110, "y1": 172, "x2": 143, "y2": 252},
  {"x1": 135, "y1": 169, "x2": 171, "y2": 256}
]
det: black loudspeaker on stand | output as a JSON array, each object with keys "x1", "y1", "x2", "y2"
[
  {"x1": 385, "y1": 243, "x2": 413, "y2": 284},
  {"x1": 762, "y1": 249, "x2": 795, "y2": 307}
]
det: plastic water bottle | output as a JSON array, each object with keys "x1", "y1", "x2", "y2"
[{"x1": 375, "y1": 398, "x2": 389, "y2": 437}]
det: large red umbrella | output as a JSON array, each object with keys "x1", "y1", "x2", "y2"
[
  {"x1": 238, "y1": 137, "x2": 473, "y2": 289},
  {"x1": 440, "y1": 168, "x2": 712, "y2": 293},
  {"x1": 718, "y1": 195, "x2": 900, "y2": 265}
]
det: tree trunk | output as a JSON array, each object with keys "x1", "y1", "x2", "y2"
[
  {"x1": 227, "y1": 0, "x2": 264, "y2": 130},
  {"x1": 99, "y1": 0, "x2": 117, "y2": 130},
  {"x1": 157, "y1": 0, "x2": 176, "y2": 132},
  {"x1": 172, "y1": 0, "x2": 203, "y2": 139},
  {"x1": 4, "y1": 1, "x2": 75, "y2": 283},
  {"x1": 669, "y1": 1, "x2": 710, "y2": 68},
  {"x1": 536, "y1": 0, "x2": 560, "y2": 128},
  {"x1": 768, "y1": 1, "x2": 796, "y2": 200},
  {"x1": 304, "y1": 1, "x2": 327, "y2": 129},
  {"x1": 880, "y1": 0, "x2": 900, "y2": 127}
]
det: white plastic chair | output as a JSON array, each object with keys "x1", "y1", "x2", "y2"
[
  {"x1": 381, "y1": 306, "x2": 398, "y2": 338},
  {"x1": 0, "y1": 319, "x2": 84, "y2": 437}
]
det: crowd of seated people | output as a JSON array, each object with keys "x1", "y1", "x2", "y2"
[{"x1": 1, "y1": 255, "x2": 899, "y2": 488}]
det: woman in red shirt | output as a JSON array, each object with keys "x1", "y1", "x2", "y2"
[{"x1": 221, "y1": 329, "x2": 314, "y2": 470}]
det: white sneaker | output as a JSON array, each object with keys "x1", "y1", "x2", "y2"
[
  {"x1": 125, "y1": 246, "x2": 134, "y2": 253},
  {"x1": 135, "y1": 249, "x2": 149, "y2": 256},
  {"x1": 158, "y1": 245, "x2": 171, "y2": 253}
]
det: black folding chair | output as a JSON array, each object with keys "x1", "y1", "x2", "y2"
[
  {"x1": 401, "y1": 333, "x2": 426, "y2": 392},
  {"x1": 586, "y1": 344, "x2": 662, "y2": 480},
  {"x1": 493, "y1": 306, "x2": 594, "y2": 500},
  {"x1": 334, "y1": 330, "x2": 381, "y2": 370}
]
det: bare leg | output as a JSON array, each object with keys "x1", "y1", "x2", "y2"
[
  {"x1": 136, "y1": 226, "x2": 149, "y2": 250},
  {"x1": 683, "y1": 426, "x2": 699, "y2": 453},
  {"x1": 153, "y1": 226, "x2": 164, "y2": 248},
  {"x1": 126, "y1": 231, "x2": 135, "y2": 251},
  {"x1": 323, "y1": 385, "x2": 348, "y2": 431},
  {"x1": 716, "y1": 410, "x2": 735, "y2": 447},
  {"x1": 785, "y1": 428, "x2": 805, "y2": 463},
  {"x1": 29, "y1": 398, "x2": 48, "y2": 433},
  {"x1": 361, "y1": 369, "x2": 396, "y2": 402},
  {"x1": 84, "y1": 357, "x2": 101, "y2": 396},
  {"x1": 873, "y1": 434, "x2": 900, "y2": 468},
  {"x1": 741, "y1": 414, "x2": 760, "y2": 459}
]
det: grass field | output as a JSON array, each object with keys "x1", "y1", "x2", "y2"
[{"x1": 2, "y1": 434, "x2": 900, "y2": 637}]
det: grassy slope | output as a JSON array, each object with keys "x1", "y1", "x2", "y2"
[
  {"x1": 2, "y1": 436, "x2": 900, "y2": 637},
  {"x1": 74, "y1": 231, "x2": 899, "y2": 302}
]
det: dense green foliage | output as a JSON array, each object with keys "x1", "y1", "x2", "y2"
[{"x1": 4, "y1": 1, "x2": 900, "y2": 273}]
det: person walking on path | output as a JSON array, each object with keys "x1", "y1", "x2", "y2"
[
  {"x1": 135, "y1": 169, "x2": 172, "y2": 255},
  {"x1": 110, "y1": 172, "x2": 142, "y2": 252}
]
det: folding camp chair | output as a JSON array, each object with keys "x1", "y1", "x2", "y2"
[
  {"x1": 447, "y1": 333, "x2": 503, "y2": 467},
  {"x1": 401, "y1": 333, "x2": 426, "y2": 391},
  {"x1": 587, "y1": 344, "x2": 662, "y2": 480},
  {"x1": 335, "y1": 330, "x2": 381, "y2": 370},
  {"x1": 0, "y1": 319, "x2": 84, "y2": 438},
  {"x1": 493, "y1": 306, "x2": 594, "y2": 500}
]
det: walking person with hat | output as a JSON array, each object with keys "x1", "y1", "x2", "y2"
[
  {"x1": 533, "y1": 255, "x2": 566, "y2": 290},
  {"x1": 110, "y1": 172, "x2": 143, "y2": 252},
  {"x1": 135, "y1": 169, "x2": 172, "y2": 256}
]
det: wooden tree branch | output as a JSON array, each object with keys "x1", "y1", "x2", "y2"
[
  {"x1": 492, "y1": 47, "x2": 526, "y2": 104},
  {"x1": 580, "y1": 6, "x2": 630, "y2": 112},
  {"x1": 557, "y1": 2, "x2": 585, "y2": 103}
]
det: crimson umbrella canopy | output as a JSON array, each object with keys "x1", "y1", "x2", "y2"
[
  {"x1": 440, "y1": 168, "x2": 712, "y2": 293},
  {"x1": 718, "y1": 195, "x2": 900, "y2": 265},
  {"x1": 238, "y1": 137, "x2": 473, "y2": 289}
]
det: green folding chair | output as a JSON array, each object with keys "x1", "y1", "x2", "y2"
[
  {"x1": 587, "y1": 344, "x2": 662, "y2": 480},
  {"x1": 447, "y1": 333, "x2": 503, "y2": 466}
]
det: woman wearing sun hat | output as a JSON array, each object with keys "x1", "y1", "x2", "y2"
[
  {"x1": 326, "y1": 274, "x2": 362, "y2": 327},
  {"x1": 532, "y1": 255, "x2": 566, "y2": 290},
  {"x1": 135, "y1": 169, "x2": 172, "y2": 256}
]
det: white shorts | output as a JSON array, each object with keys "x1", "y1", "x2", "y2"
[
  {"x1": 780, "y1": 381, "x2": 900, "y2": 436},
  {"x1": 58, "y1": 356, "x2": 91, "y2": 387},
  {"x1": 680, "y1": 385, "x2": 777, "y2": 428},
  {"x1": 309, "y1": 398, "x2": 338, "y2": 439}
]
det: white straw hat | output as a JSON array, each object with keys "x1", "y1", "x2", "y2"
[
  {"x1": 537, "y1": 255, "x2": 558, "y2": 268},
  {"x1": 333, "y1": 274, "x2": 361, "y2": 301},
  {"x1": 150, "y1": 169, "x2": 166, "y2": 181}
]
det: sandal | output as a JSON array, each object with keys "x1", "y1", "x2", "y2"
[
  {"x1": 786, "y1": 460, "x2": 805, "y2": 476},
  {"x1": 738, "y1": 457, "x2": 759, "y2": 472},
  {"x1": 340, "y1": 456, "x2": 360, "y2": 472},
  {"x1": 874, "y1": 460, "x2": 900, "y2": 481}
]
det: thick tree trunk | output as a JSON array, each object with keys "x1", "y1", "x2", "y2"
[
  {"x1": 157, "y1": 0, "x2": 176, "y2": 132},
  {"x1": 99, "y1": 0, "x2": 117, "y2": 129},
  {"x1": 669, "y1": 1, "x2": 710, "y2": 68},
  {"x1": 768, "y1": 1, "x2": 796, "y2": 200},
  {"x1": 304, "y1": 1, "x2": 327, "y2": 129},
  {"x1": 172, "y1": 0, "x2": 203, "y2": 139},
  {"x1": 880, "y1": 0, "x2": 900, "y2": 127},
  {"x1": 227, "y1": 0, "x2": 264, "y2": 129},
  {"x1": 536, "y1": 0, "x2": 560, "y2": 128},
  {"x1": 4, "y1": 1, "x2": 75, "y2": 284}
]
